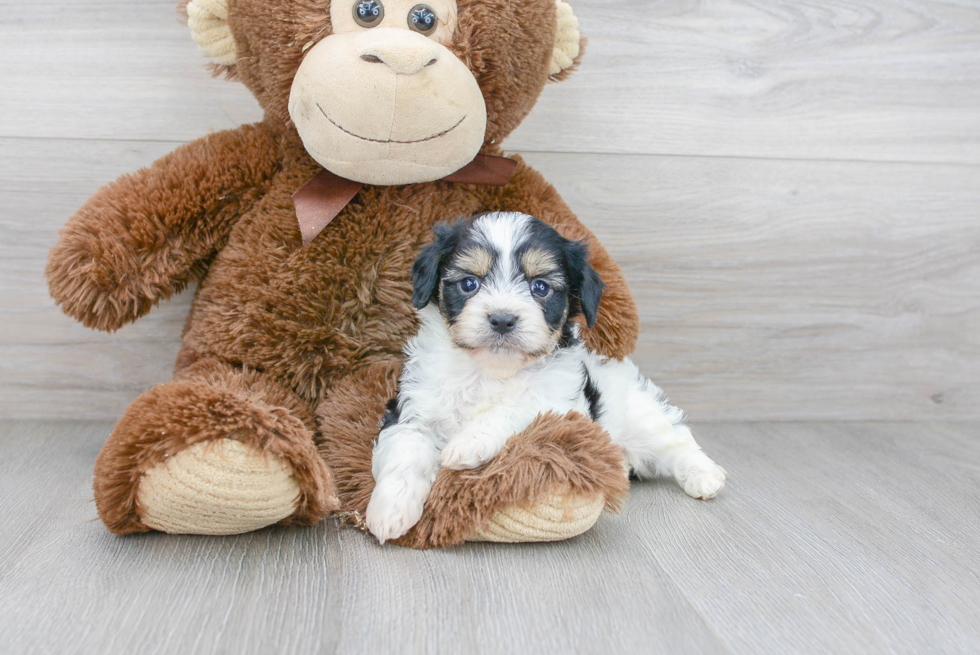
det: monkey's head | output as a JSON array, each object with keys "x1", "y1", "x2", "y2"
[{"x1": 185, "y1": 0, "x2": 584, "y2": 185}]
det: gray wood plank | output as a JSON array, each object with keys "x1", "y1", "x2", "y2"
[
  {"x1": 632, "y1": 422, "x2": 980, "y2": 654},
  {"x1": 4, "y1": 137, "x2": 977, "y2": 421},
  {"x1": 0, "y1": 422, "x2": 345, "y2": 655},
  {"x1": 331, "y1": 521, "x2": 728, "y2": 654},
  {"x1": 1, "y1": 0, "x2": 978, "y2": 164},
  {"x1": 513, "y1": 0, "x2": 980, "y2": 164},
  {"x1": 0, "y1": 2, "x2": 261, "y2": 145},
  {"x1": 0, "y1": 524, "x2": 346, "y2": 655},
  {"x1": 0, "y1": 421, "x2": 105, "y2": 579},
  {"x1": 2, "y1": 420, "x2": 980, "y2": 654}
]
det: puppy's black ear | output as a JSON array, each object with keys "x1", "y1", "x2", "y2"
[
  {"x1": 565, "y1": 240, "x2": 606, "y2": 329},
  {"x1": 411, "y1": 219, "x2": 465, "y2": 309},
  {"x1": 411, "y1": 241, "x2": 443, "y2": 309},
  {"x1": 579, "y1": 263, "x2": 605, "y2": 328}
]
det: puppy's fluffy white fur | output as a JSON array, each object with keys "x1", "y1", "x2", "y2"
[{"x1": 366, "y1": 212, "x2": 726, "y2": 543}]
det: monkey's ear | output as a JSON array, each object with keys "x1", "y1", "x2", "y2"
[
  {"x1": 548, "y1": 0, "x2": 585, "y2": 81},
  {"x1": 184, "y1": 0, "x2": 238, "y2": 68}
]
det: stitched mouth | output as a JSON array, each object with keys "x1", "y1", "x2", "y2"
[{"x1": 316, "y1": 103, "x2": 465, "y2": 144}]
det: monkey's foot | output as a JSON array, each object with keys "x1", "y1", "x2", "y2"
[
  {"x1": 138, "y1": 439, "x2": 301, "y2": 535},
  {"x1": 470, "y1": 486, "x2": 606, "y2": 543},
  {"x1": 94, "y1": 371, "x2": 337, "y2": 535}
]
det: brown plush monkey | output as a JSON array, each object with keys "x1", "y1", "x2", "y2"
[{"x1": 46, "y1": 0, "x2": 640, "y2": 547}]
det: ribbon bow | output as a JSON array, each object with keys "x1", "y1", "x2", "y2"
[{"x1": 292, "y1": 155, "x2": 519, "y2": 246}]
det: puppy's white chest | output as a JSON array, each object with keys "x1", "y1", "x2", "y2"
[
  {"x1": 468, "y1": 365, "x2": 583, "y2": 418},
  {"x1": 459, "y1": 377, "x2": 528, "y2": 420}
]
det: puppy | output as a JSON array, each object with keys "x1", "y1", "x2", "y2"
[{"x1": 366, "y1": 212, "x2": 726, "y2": 543}]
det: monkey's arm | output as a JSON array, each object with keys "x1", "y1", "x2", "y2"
[
  {"x1": 490, "y1": 159, "x2": 640, "y2": 359},
  {"x1": 46, "y1": 122, "x2": 282, "y2": 332}
]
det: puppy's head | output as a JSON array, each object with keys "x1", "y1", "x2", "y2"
[{"x1": 412, "y1": 212, "x2": 605, "y2": 374}]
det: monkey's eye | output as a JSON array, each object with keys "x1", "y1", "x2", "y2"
[
  {"x1": 459, "y1": 277, "x2": 481, "y2": 294},
  {"x1": 530, "y1": 279, "x2": 552, "y2": 298},
  {"x1": 353, "y1": 0, "x2": 384, "y2": 27},
  {"x1": 407, "y1": 4, "x2": 437, "y2": 34}
]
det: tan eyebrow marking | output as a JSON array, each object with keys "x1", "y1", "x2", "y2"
[
  {"x1": 454, "y1": 247, "x2": 493, "y2": 277},
  {"x1": 520, "y1": 248, "x2": 560, "y2": 278}
]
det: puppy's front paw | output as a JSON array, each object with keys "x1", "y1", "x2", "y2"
[
  {"x1": 680, "y1": 462, "x2": 727, "y2": 500},
  {"x1": 440, "y1": 429, "x2": 502, "y2": 470},
  {"x1": 365, "y1": 481, "x2": 426, "y2": 544}
]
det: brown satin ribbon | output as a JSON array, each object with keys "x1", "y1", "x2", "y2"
[{"x1": 292, "y1": 154, "x2": 518, "y2": 246}]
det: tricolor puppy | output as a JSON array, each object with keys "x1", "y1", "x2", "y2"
[{"x1": 366, "y1": 212, "x2": 726, "y2": 543}]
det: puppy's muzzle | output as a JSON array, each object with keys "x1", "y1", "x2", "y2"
[{"x1": 488, "y1": 313, "x2": 518, "y2": 335}]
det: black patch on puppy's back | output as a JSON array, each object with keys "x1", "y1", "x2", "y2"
[
  {"x1": 380, "y1": 396, "x2": 401, "y2": 431},
  {"x1": 582, "y1": 365, "x2": 603, "y2": 422},
  {"x1": 557, "y1": 322, "x2": 579, "y2": 350}
]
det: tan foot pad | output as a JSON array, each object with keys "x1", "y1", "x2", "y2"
[
  {"x1": 470, "y1": 490, "x2": 605, "y2": 543},
  {"x1": 137, "y1": 439, "x2": 300, "y2": 535}
]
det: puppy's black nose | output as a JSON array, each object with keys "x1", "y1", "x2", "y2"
[{"x1": 488, "y1": 313, "x2": 518, "y2": 334}]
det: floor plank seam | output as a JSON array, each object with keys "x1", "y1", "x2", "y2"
[{"x1": 4, "y1": 135, "x2": 980, "y2": 170}]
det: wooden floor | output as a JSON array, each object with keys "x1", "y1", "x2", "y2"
[{"x1": 1, "y1": 420, "x2": 977, "y2": 654}]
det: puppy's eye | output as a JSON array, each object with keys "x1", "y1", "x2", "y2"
[
  {"x1": 353, "y1": 0, "x2": 384, "y2": 27},
  {"x1": 459, "y1": 277, "x2": 481, "y2": 294},
  {"x1": 530, "y1": 279, "x2": 552, "y2": 297},
  {"x1": 407, "y1": 4, "x2": 437, "y2": 34}
]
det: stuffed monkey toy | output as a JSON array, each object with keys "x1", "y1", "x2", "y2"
[{"x1": 46, "y1": 0, "x2": 640, "y2": 547}]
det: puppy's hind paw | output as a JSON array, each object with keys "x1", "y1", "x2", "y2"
[{"x1": 681, "y1": 463, "x2": 727, "y2": 500}]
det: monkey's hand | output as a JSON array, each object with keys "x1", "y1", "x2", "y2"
[{"x1": 46, "y1": 122, "x2": 281, "y2": 331}]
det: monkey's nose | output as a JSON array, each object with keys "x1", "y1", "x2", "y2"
[
  {"x1": 360, "y1": 53, "x2": 437, "y2": 69},
  {"x1": 488, "y1": 313, "x2": 518, "y2": 335},
  {"x1": 356, "y1": 29, "x2": 441, "y2": 75},
  {"x1": 359, "y1": 51, "x2": 437, "y2": 74}
]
